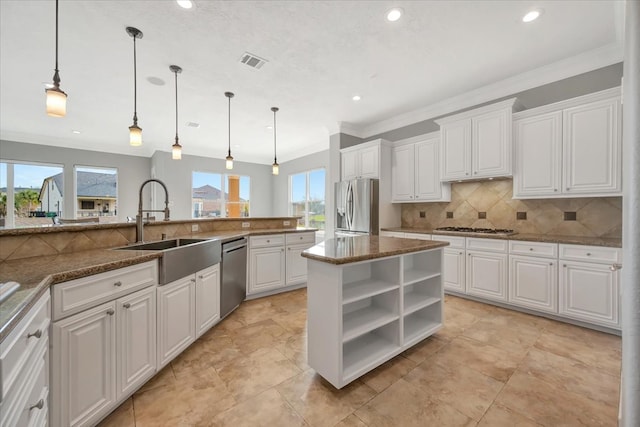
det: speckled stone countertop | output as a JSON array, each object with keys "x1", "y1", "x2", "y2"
[
  {"x1": 0, "y1": 227, "x2": 317, "y2": 342},
  {"x1": 302, "y1": 236, "x2": 449, "y2": 265},
  {"x1": 383, "y1": 228, "x2": 622, "y2": 248}
]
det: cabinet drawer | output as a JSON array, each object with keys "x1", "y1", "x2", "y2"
[
  {"x1": 466, "y1": 237, "x2": 508, "y2": 253},
  {"x1": 250, "y1": 234, "x2": 285, "y2": 248},
  {"x1": 285, "y1": 232, "x2": 315, "y2": 246},
  {"x1": 52, "y1": 260, "x2": 157, "y2": 321},
  {"x1": 559, "y1": 244, "x2": 621, "y2": 264},
  {"x1": 404, "y1": 233, "x2": 432, "y2": 240},
  {"x1": 432, "y1": 235, "x2": 465, "y2": 249},
  {"x1": 0, "y1": 290, "x2": 50, "y2": 403},
  {"x1": 509, "y1": 241, "x2": 558, "y2": 258}
]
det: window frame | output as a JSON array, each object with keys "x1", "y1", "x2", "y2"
[
  {"x1": 191, "y1": 171, "x2": 251, "y2": 219},
  {"x1": 288, "y1": 167, "x2": 326, "y2": 231},
  {"x1": 74, "y1": 165, "x2": 119, "y2": 222}
]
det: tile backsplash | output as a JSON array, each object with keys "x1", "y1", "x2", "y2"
[{"x1": 401, "y1": 179, "x2": 621, "y2": 238}]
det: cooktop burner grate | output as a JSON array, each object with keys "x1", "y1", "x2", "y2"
[{"x1": 435, "y1": 227, "x2": 516, "y2": 235}]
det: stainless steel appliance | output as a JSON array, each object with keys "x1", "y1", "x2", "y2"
[
  {"x1": 220, "y1": 237, "x2": 247, "y2": 319},
  {"x1": 335, "y1": 178, "x2": 379, "y2": 236}
]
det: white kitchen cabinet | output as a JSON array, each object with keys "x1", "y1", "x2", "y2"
[
  {"x1": 437, "y1": 98, "x2": 517, "y2": 181},
  {"x1": 340, "y1": 140, "x2": 381, "y2": 180},
  {"x1": 379, "y1": 231, "x2": 406, "y2": 238},
  {"x1": 443, "y1": 249, "x2": 466, "y2": 293},
  {"x1": 157, "y1": 275, "x2": 196, "y2": 368},
  {"x1": 466, "y1": 238, "x2": 508, "y2": 303},
  {"x1": 195, "y1": 264, "x2": 220, "y2": 338},
  {"x1": 249, "y1": 246, "x2": 286, "y2": 294},
  {"x1": 513, "y1": 87, "x2": 621, "y2": 198},
  {"x1": 0, "y1": 291, "x2": 50, "y2": 427},
  {"x1": 509, "y1": 255, "x2": 557, "y2": 313},
  {"x1": 403, "y1": 232, "x2": 431, "y2": 240},
  {"x1": 392, "y1": 134, "x2": 450, "y2": 202},
  {"x1": 285, "y1": 232, "x2": 316, "y2": 286},
  {"x1": 52, "y1": 301, "x2": 117, "y2": 427},
  {"x1": 117, "y1": 286, "x2": 156, "y2": 400}
]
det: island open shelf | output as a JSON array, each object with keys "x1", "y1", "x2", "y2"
[{"x1": 305, "y1": 237, "x2": 445, "y2": 389}]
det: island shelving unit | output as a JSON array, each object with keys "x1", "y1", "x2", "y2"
[{"x1": 302, "y1": 236, "x2": 448, "y2": 389}]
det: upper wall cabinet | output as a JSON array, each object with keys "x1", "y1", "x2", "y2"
[
  {"x1": 513, "y1": 87, "x2": 621, "y2": 199},
  {"x1": 436, "y1": 98, "x2": 518, "y2": 181},
  {"x1": 340, "y1": 140, "x2": 382, "y2": 180},
  {"x1": 391, "y1": 133, "x2": 451, "y2": 202}
]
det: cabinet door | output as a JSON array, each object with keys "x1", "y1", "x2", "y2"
[
  {"x1": 391, "y1": 144, "x2": 415, "y2": 201},
  {"x1": 117, "y1": 287, "x2": 156, "y2": 400},
  {"x1": 559, "y1": 261, "x2": 619, "y2": 328},
  {"x1": 415, "y1": 139, "x2": 447, "y2": 200},
  {"x1": 472, "y1": 107, "x2": 511, "y2": 178},
  {"x1": 440, "y1": 120, "x2": 471, "y2": 180},
  {"x1": 443, "y1": 249, "x2": 465, "y2": 293},
  {"x1": 249, "y1": 246, "x2": 286, "y2": 294},
  {"x1": 508, "y1": 255, "x2": 557, "y2": 313},
  {"x1": 157, "y1": 276, "x2": 196, "y2": 368},
  {"x1": 358, "y1": 145, "x2": 380, "y2": 179},
  {"x1": 513, "y1": 112, "x2": 562, "y2": 198},
  {"x1": 563, "y1": 98, "x2": 621, "y2": 194},
  {"x1": 341, "y1": 150, "x2": 359, "y2": 181},
  {"x1": 286, "y1": 244, "x2": 310, "y2": 286},
  {"x1": 466, "y1": 251, "x2": 507, "y2": 302},
  {"x1": 52, "y1": 301, "x2": 116, "y2": 427},
  {"x1": 195, "y1": 264, "x2": 220, "y2": 337}
]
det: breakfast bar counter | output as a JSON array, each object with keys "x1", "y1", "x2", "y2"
[{"x1": 302, "y1": 236, "x2": 448, "y2": 388}]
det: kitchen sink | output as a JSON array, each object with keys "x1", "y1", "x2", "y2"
[{"x1": 116, "y1": 238, "x2": 221, "y2": 284}]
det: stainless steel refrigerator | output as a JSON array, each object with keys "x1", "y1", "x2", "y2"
[{"x1": 335, "y1": 178, "x2": 379, "y2": 236}]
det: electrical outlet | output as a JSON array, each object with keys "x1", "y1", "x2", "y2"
[
  {"x1": 283, "y1": 221, "x2": 291, "y2": 226},
  {"x1": 191, "y1": 224, "x2": 199, "y2": 232},
  {"x1": 242, "y1": 222, "x2": 250, "y2": 228}
]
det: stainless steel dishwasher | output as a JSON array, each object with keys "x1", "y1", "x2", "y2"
[{"x1": 220, "y1": 237, "x2": 247, "y2": 319}]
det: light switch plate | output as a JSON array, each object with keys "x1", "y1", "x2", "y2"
[
  {"x1": 283, "y1": 221, "x2": 291, "y2": 226},
  {"x1": 242, "y1": 222, "x2": 250, "y2": 228},
  {"x1": 191, "y1": 224, "x2": 198, "y2": 232}
]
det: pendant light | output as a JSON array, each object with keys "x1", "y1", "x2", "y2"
[
  {"x1": 271, "y1": 107, "x2": 279, "y2": 175},
  {"x1": 225, "y1": 91, "x2": 234, "y2": 169},
  {"x1": 45, "y1": 0, "x2": 67, "y2": 117},
  {"x1": 170, "y1": 65, "x2": 183, "y2": 160},
  {"x1": 126, "y1": 27, "x2": 143, "y2": 146}
]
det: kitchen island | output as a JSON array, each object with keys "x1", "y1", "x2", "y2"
[{"x1": 302, "y1": 235, "x2": 448, "y2": 389}]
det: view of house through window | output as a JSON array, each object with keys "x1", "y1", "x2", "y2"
[
  {"x1": 74, "y1": 166, "x2": 118, "y2": 223},
  {"x1": 0, "y1": 161, "x2": 64, "y2": 228},
  {"x1": 290, "y1": 169, "x2": 325, "y2": 229},
  {"x1": 192, "y1": 172, "x2": 250, "y2": 218}
]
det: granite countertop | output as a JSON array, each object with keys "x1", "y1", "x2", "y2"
[
  {"x1": 302, "y1": 236, "x2": 449, "y2": 265},
  {"x1": 383, "y1": 228, "x2": 622, "y2": 248},
  {"x1": 0, "y1": 227, "x2": 317, "y2": 342}
]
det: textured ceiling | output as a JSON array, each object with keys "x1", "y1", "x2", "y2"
[{"x1": 0, "y1": 0, "x2": 623, "y2": 164}]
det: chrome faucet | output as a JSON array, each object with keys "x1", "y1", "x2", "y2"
[{"x1": 136, "y1": 179, "x2": 170, "y2": 243}]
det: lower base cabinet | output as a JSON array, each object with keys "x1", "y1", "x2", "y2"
[
  {"x1": 52, "y1": 286, "x2": 156, "y2": 427},
  {"x1": 466, "y1": 251, "x2": 508, "y2": 302},
  {"x1": 443, "y1": 248, "x2": 465, "y2": 293},
  {"x1": 509, "y1": 255, "x2": 557, "y2": 313}
]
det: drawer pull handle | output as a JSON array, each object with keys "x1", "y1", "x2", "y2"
[
  {"x1": 459, "y1": 252, "x2": 463, "y2": 255},
  {"x1": 27, "y1": 329, "x2": 42, "y2": 339},
  {"x1": 191, "y1": 278, "x2": 196, "y2": 283},
  {"x1": 554, "y1": 189, "x2": 558, "y2": 192},
  {"x1": 29, "y1": 399, "x2": 44, "y2": 411},
  {"x1": 114, "y1": 281, "x2": 122, "y2": 287},
  {"x1": 266, "y1": 240, "x2": 270, "y2": 243},
  {"x1": 529, "y1": 248, "x2": 533, "y2": 251},
  {"x1": 107, "y1": 309, "x2": 115, "y2": 316},
  {"x1": 586, "y1": 253, "x2": 591, "y2": 256},
  {"x1": 549, "y1": 263, "x2": 553, "y2": 266},
  {"x1": 198, "y1": 275, "x2": 204, "y2": 279},
  {"x1": 610, "y1": 263, "x2": 622, "y2": 271},
  {"x1": 123, "y1": 303, "x2": 131, "y2": 309},
  {"x1": 563, "y1": 264, "x2": 567, "y2": 268},
  {"x1": 300, "y1": 236, "x2": 303, "y2": 239}
]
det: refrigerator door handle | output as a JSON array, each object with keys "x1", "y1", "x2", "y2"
[{"x1": 347, "y1": 182, "x2": 354, "y2": 230}]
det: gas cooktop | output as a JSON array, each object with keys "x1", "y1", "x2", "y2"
[{"x1": 434, "y1": 227, "x2": 517, "y2": 235}]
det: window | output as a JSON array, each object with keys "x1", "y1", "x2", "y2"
[
  {"x1": 0, "y1": 161, "x2": 64, "y2": 228},
  {"x1": 75, "y1": 166, "x2": 118, "y2": 223},
  {"x1": 289, "y1": 168, "x2": 325, "y2": 229},
  {"x1": 192, "y1": 172, "x2": 250, "y2": 218}
]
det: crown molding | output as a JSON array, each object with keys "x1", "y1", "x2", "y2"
[{"x1": 358, "y1": 42, "x2": 623, "y2": 138}]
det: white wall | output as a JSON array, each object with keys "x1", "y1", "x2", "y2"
[
  {"x1": 150, "y1": 150, "x2": 274, "y2": 218},
  {"x1": 0, "y1": 139, "x2": 151, "y2": 221}
]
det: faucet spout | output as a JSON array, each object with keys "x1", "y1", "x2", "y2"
[{"x1": 136, "y1": 178, "x2": 170, "y2": 243}]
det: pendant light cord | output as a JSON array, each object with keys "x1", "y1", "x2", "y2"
[
  {"x1": 228, "y1": 95, "x2": 231, "y2": 157},
  {"x1": 52, "y1": 0, "x2": 60, "y2": 88},
  {"x1": 132, "y1": 34, "x2": 138, "y2": 125},
  {"x1": 174, "y1": 70, "x2": 178, "y2": 141},
  {"x1": 273, "y1": 109, "x2": 277, "y2": 163}
]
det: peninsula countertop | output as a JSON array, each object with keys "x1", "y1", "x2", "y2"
[{"x1": 302, "y1": 235, "x2": 449, "y2": 265}]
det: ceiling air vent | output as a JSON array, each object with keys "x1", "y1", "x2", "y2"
[
  {"x1": 186, "y1": 122, "x2": 200, "y2": 128},
  {"x1": 240, "y1": 52, "x2": 268, "y2": 69}
]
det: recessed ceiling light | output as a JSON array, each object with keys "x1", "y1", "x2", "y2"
[
  {"x1": 522, "y1": 9, "x2": 542, "y2": 23},
  {"x1": 352, "y1": 95, "x2": 361, "y2": 101},
  {"x1": 176, "y1": 0, "x2": 193, "y2": 9},
  {"x1": 386, "y1": 7, "x2": 403, "y2": 22},
  {"x1": 186, "y1": 121, "x2": 200, "y2": 128},
  {"x1": 72, "y1": 130, "x2": 81, "y2": 134}
]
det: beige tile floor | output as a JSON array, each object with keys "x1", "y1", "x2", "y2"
[{"x1": 98, "y1": 290, "x2": 621, "y2": 427}]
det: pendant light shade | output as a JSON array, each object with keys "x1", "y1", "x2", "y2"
[
  {"x1": 225, "y1": 92, "x2": 234, "y2": 169},
  {"x1": 126, "y1": 27, "x2": 143, "y2": 146},
  {"x1": 271, "y1": 107, "x2": 279, "y2": 175},
  {"x1": 170, "y1": 65, "x2": 183, "y2": 160},
  {"x1": 46, "y1": 0, "x2": 67, "y2": 117}
]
